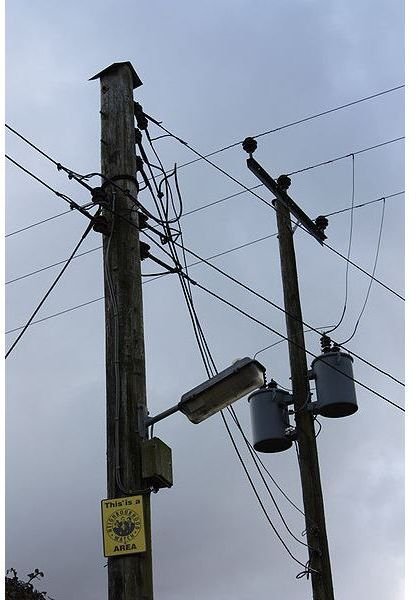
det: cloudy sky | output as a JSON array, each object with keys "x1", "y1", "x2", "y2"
[{"x1": 5, "y1": 1, "x2": 405, "y2": 599}]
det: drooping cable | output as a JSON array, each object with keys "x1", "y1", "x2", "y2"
[
  {"x1": 139, "y1": 133, "x2": 314, "y2": 567},
  {"x1": 164, "y1": 236, "x2": 404, "y2": 387},
  {"x1": 326, "y1": 155, "x2": 355, "y2": 335},
  {"x1": 339, "y1": 198, "x2": 387, "y2": 345}
]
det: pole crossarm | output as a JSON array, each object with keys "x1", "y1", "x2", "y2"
[{"x1": 246, "y1": 156, "x2": 326, "y2": 244}]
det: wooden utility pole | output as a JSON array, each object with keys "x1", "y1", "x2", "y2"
[
  {"x1": 90, "y1": 62, "x2": 153, "y2": 600},
  {"x1": 243, "y1": 140, "x2": 334, "y2": 600},
  {"x1": 274, "y1": 198, "x2": 334, "y2": 600}
]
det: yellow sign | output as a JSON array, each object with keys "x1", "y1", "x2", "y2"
[{"x1": 101, "y1": 495, "x2": 146, "y2": 557}]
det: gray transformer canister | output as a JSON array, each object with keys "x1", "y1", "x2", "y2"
[
  {"x1": 248, "y1": 388, "x2": 293, "y2": 453},
  {"x1": 311, "y1": 351, "x2": 357, "y2": 418}
]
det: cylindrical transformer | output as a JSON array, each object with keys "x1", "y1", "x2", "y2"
[
  {"x1": 311, "y1": 351, "x2": 357, "y2": 418},
  {"x1": 248, "y1": 387, "x2": 293, "y2": 453}
]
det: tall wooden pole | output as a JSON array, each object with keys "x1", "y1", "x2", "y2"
[
  {"x1": 90, "y1": 62, "x2": 153, "y2": 600},
  {"x1": 274, "y1": 198, "x2": 334, "y2": 600}
]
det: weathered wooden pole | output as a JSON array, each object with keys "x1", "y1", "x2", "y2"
[{"x1": 90, "y1": 61, "x2": 153, "y2": 600}]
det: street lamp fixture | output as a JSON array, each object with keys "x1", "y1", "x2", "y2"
[{"x1": 145, "y1": 357, "x2": 266, "y2": 428}]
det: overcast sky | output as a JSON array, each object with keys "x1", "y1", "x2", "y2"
[{"x1": 5, "y1": 1, "x2": 405, "y2": 599}]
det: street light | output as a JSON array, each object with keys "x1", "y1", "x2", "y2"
[{"x1": 145, "y1": 357, "x2": 266, "y2": 428}]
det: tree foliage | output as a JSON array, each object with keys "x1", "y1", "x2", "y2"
[{"x1": 5, "y1": 569, "x2": 54, "y2": 600}]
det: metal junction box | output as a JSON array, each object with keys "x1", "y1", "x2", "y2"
[{"x1": 141, "y1": 437, "x2": 173, "y2": 489}]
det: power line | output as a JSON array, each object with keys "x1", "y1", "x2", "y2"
[
  {"x1": 140, "y1": 117, "x2": 404, "y2": 300},
  {"x1": 324, "y1": 191, "x2": 404, "y2": 217},
  {"x1": 185, "y1": 275, "x2": 404, "y2": 412},
  {"x1": 5, "y1": 252, "x2": 405, "y2": 411},
  {"x1": 7, "y1": 199, "x2": 403, "y2": 389},
  {"x1": 6, "y1": 123, "x2": 403, "y2": 246},
  {"x1": 5, "y1": 155, "x2": 93, "y2": 221},
  {"x1": 6, "y1": 131, "x2": 403, "y2": 383},
  {"x1": 326, "y1": 155, "x2": 356, "y2": 335},
  {"x1": 5, "y1": 246, "x2": 102, "y2": 285},
  {"x1": 6, "y1": 189, "x2": 403, "y2": 389},
  {"x1": 163, "y1": 235, "x2": 405, "y2": 387},
  {"x1": 143, "y1": 110, "x2": 404, "y2": 222},
  {"x1": 130, "y1": 129, "x2": 317, "y2": 566},
  {"x1": 147, "y1": 84, "x2": 405, "y2": 170},
  {"x1": 6, "y1": 84, "x2": 404, "y2": 177},
  {"x1": 5, "y1": 218, "x2": 96, "y2": 358},
  {"x1": 287, "y1": 137, "x2": 405, "y2": 176},
  {"x1": 5, "y1": 210, "x2": 73, "y2": 238},
  {"x1": 5, "y1": 297, "x2": 104, "y2": 335},
  {"x1": 339, "y1": 199, "x2": 387, "y2": 345}
]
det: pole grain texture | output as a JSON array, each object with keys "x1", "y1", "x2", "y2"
[
  {"x1": 96, "y1": 62, "x2": 153, "y2": 600},
  {"x1": 274, "y1": 198, "x2": 335, "y2": 600}
]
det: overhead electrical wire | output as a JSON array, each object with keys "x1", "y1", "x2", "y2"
[
  {"x1": 137, "y1": 127, "x2": 313, "y2": 569},
  {"x1": 144, "y1": 228, "x2": 404, "y2": 407},
  {"x1": 325, "y1": 154, "x2": 356, "y2": 335},
  {"x1": 339, "y1": 199, "x2": 387, "y2": 345},
  {"x1": 324, "y1": 191, "x2": 404, "y2": 217},
  {"x1": 5, "y1": 155, "x2": 93, "y2": 221},
  {"x1": 5, "y1": 209, "x2": 72, "y2": 238},
  {"x1": 142, "y1": 109, "x2": 404, "y2": 221},
  {"x1": 5, "y1": 171, "x2": 404, "y2": 393},
  {"x1": 287, "y1": 137, "x2": 405, "y2": 176},
  {"x1": 143, "y1": 84, "x2": 405, "y2": 171},
  {"x1": 6, "y1": 194, "x2": 403, "y2": 393},
  {"x1": 6, "y1": 123, "x2": 404, "y2": 306},
  {"x1": 6, "y1": 150, "x2": 403, "y2": 304},
  {"x1": 158, "y1": 234, "x2": 405, "y2": 387},
  {"x1": 181, "y1": 271, "x2": 405, "y2": 412},
  {"x1": 139, "y1": 117, "x2": 404, "y2": 300},
  {"x1": 5, "y1": 246, "x2": 102, "y2": 285},
  {"x1": 5, "y1": 216, "x2": 97, "y2": 359},
  {"x1": 6, "y1": 94, "x2": 404, "y2": 397},
  {"x1": 6, "y1": 257, "x2": 404, "y2": 413},
  {"x1": 6, "y1": 188, "x2": 404, "y2": 294}
]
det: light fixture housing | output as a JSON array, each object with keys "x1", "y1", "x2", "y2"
[{"x1": 178, "y1": 357, "x2": 266, "y2": 424}]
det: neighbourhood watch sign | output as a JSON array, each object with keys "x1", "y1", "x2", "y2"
[{"x1": 101, "y1": 495, "x2": 146, "y2": 557}]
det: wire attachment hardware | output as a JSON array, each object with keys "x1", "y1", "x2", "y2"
[{"x1": 242, "y1": 136, "x2": 258, "y2": 155}]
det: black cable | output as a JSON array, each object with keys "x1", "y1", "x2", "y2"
[
  {"x1": 340, "y1": 199, "x2": 386, "y2": 345},
  {"x1": 144, "y1": 195, "x2": 405, "y2": 403},
  {"x1": 5, "y1": 217, "x2": 96, "y2": 358},
  {"x1": 146, "y1": 84, "x2": 405, "y2": 170},
  {"x1": 164, "y1": 236, "x2": 405, "y2": 387},
  {"x1": 142, "y1": 118, "x2": 404, "y2": 300},
  {"x1": 324, "y1": 191, "x2": 404, "y2": 217},
  {"x1": 314, "y1": 417, "x2": 322, "y2": 439},
  {"x1": 226, "y1": 406, "x2": 311, "y2": 550},
  {"x1": 5, "y1": 230, "x2": 405, "y2": 411},
  {"x1": 220, "y1": 410, "x2": 309, "y2": 570},
  {"x1": 144, "y1": 109, "x2": 404, "y2": 213},
  {"x1": 5, "y1": 155, "x2": 94, "y2": 221},
  {"x1": 6, "y1": 140, "x2": 403, "y2": 389},
  {"x1": 6, "y1": 84, "x2": 403, "y2": 175},
  {"x1": 320, "y1": 237, "x2": 404, "y2": 301},
  {"x1": 143, "y1": 135, "x2": 314, "y2": 566},
  {"x1": 182, "y1": 274, "x2": 404, "y2": 412},
  {"x1": 326, "y1": 155, "x2": 355, "y2": 335},
  {"x1": 287, "y1": 137, "x2": 405, "y2": 176},
  {"x1": 7, "y1": 191, "x2": 402, "y2": 393},
  {"x1": 5, "y1": 246, "x2": 101, "y2": 285},
  {"x1": 5, "y1": 210, "x2": 72, "y2": 238},
  {"x1": 5, "y1": 297, "x2": 104, "y2": 334}
]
